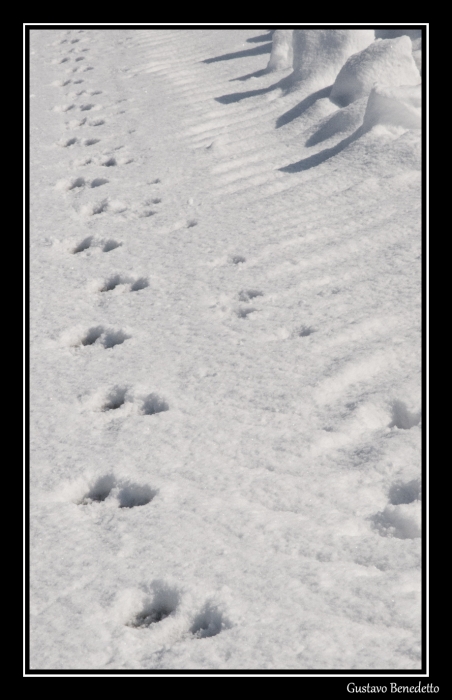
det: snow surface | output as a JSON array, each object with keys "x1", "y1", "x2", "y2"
[
  {"x1": 29, "y1": 27, "x2": 423, "y2": 672},
  {"x1": 267, "y1": 30, "x2": 293, "y2": 72}
]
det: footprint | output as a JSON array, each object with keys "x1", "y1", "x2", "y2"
[
  {"x1": 79, "y1": 474, "x2": 115, "y2": 504},
  {"x1": 236, "y1": 306, "x2": 257, "y2": 319},
  {"x1": 102, "y1": 385, "x2": 129, "y2": 411},
  {"x1": 84, "y1": 138, "x2": 100, "y2": 146},
  {"x1": 80, "y1": 103, "x2": 95, "y2": 111},
  {"x1": 73, "y1": 79, "x2": 84, "y2": 84},
  {"x1": 78, "y1": 475, "x2": 156, "y2": 508},
  {"x1": 72, "y1": 235, "x2": 93, "y2": 253},
  {"x1": 99, "y1": 275, "x2": 148, "y2": 292},
  {"x1": 102, "y1": 239, "x2": 121, "y2": 252},
  {"x1": 90, "y1": 90, "x2": 102, "y2": 95},
  {"x1": 388, "y1": 478, "x2": 421, "y2": 505},
  {"x1": 141, "y1": 393, "x2": 169, "y2": 416},
  {"x1": 90, "y1": 178, "x2": 108, "y2": 188},
  {"x1": 83, "y1": 66, "x2": 94, "y2": 72},
  {"x1": 130, "y1": 277, "x2": 149, "y2": 291},
  {"x1": 75, "y1": 56, "x2": 85, "y2": 62},
  {"x1": 89, "y1": 119, "x2": 105, "y2": 126},
  {"x1": 57, "y1": 137, "x2": 77, "y2": 147},
  {"x1": 230, "y1": 255, "x2": 246, "y2": 264},
  {"x1": 59, "y1": 57, "x2": 70, "y2": 63},
  {"x1": 238, "y1": 289, "x2": 263, "y2": 302},
  {"x1": 128, "y1": 585, "x2": 179, "y2": 628},
  {"x1": 389, "y1": 400, "x2": 421, "y2": 430},
  {"x1": 102, "y1": 157, "x2": 117, "y2": 167},
  {"x1": 151, "y1": 198, "x2": 161, "y2": 204},
  {"x1": 190, "y1": 603, "x2": 229, "y2": 639},
  {"x1": 187, "y1": 219, "x2": 198, "y2": 228},
  {"x1": 297, "y1": 325, "x2": 315, "y2": 337},
  {"x1": 77, "y1": 326, "x2": 131, "y2": 349}
]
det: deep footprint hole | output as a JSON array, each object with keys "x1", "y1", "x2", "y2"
[
  {"x1": 102, "y1": 239, "x2": 121, "y2": 252},
  {"x1": 129, "y1": 587, "x2": 179, "y2": 628},
  {"x1": 142, "y1": 393, "x2": 169, "y2": 416},
  {"x1": 91, "y1": 178, "x2": 109, "y2": 188},
  {"x1": 102, "y1": 386, "x2": 128, "y2": 411},
  {"x1": 130, "y1": 277, "x2": 149, "y2": 292},
  {"x1": 79, "y1": 474, "x2": 116, "y2": 504},
  {"x1": 231, "y1": 255, "x2": 246, "y2": 264},
  {"x1": 72, "y1": 235, "x2": 93, "y2": 253},
  {"x1": 298, "y1": 325, "x2": 315, "y2": 337},
  {"x1": 190, "y1": 604, "x2": 227, "y2": 639},
  {"x1": 389, "y1": 400, "x2": 421, "y2": 430},
  {"x1": 102, "y1": 329, "x2": 130, "y2": 349},
  {"x1": 102, "y1": 157, "x2": 117, "y2": 167},
  {"x1": 389, "y1": 479, "x2": 421, "y2": 505},
  {"x1": 81, "y1": 325, "x2": 104, "y2": 346},
  {"x1": 117, "y1": 483, "x2": 156, "y2": 508}
]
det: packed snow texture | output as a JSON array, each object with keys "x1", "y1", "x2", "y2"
[
  {"x1": 267, "y1": 30, "x2": 293, "y2": 72},
  {"x1": 330, "y1": 36, "x2": 421, "y2": 107},
  {"x1": 30, "y1": 27, "x2": 423, "y2": 671},
  {"x1": 292, "y1": 29, "x2": 375, "y2": 87}
]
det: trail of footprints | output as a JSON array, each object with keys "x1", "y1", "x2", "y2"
[
  {"x1": 53, "y1": 30, "x2": 229, "y2": 644},
  {"x1": 51, "y1": 29, "x2": 421, "y2": 642}
]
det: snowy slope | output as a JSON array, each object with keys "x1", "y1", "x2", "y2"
[{"x1": 29, "y1": 27, "x2": 423, "y2": 671}]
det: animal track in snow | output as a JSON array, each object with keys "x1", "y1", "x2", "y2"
[
  {"x1": 57, "y1": 136, "x2": 77, "y2": 147},
  {"x1": 389, "y1": 400, "x2": 421, "y2": 430},
  {"x1": 236, "y1": 306, "x2": 257, "y2": 319},
  {"x1": 230, "y1": 255, "x2": 246, "y2": 264},
  {"x1": 75, "y1": 56, "x2": 85, "y2": 62},
  {"x1": 238, "y1": 289, "x2": 263, "y2": 302},
  {"x1": 78, "y1": 475, "x2": 156, "y2": 508},
  {"x1": 90, "y1": 177, "x2": 108, "y2": 188},
  {"x1": 89, "y1": 119, "x2": 104, "y2": 126},
  {"x1": 128, "y1": 585, "x2": 179, "y2": 628},
  {"x1": 72, "y1": 236, "x2": 93, "y2": 253},
  {"x1": 83, "y1": 138, "x2": 100, "y2": 146},
  {"x1": 54, "y1": 104, "x2": 75, "y2": 113},
  {"x1": 102, "y1": 157, "x2": 117, "y2": 167},
  {"x1": 151, "y1": 198, "x2": 162, "y2": 204},
  {"x1": 102, "y1": 385, "x2": 128, "y2": 411},
  {"x1": 142, "y1": 393, "x2": 169, "y2": 416},
  {"x1": 388, "y1": 478, "x2": 421, "y2": 505},
  {"x1": 102, "y1": 239, "x2": 121, "y2": 252},
  {"x1": 297, "y1": 325, "x2": 315, "y2": 337},
  {"x1": 76, "y1": 326, "x2": 131, "y2": 349},
  {"x1": 80, "y1": 103, "x2": 95, "y2": 111},
  {"x1": 187, "y1": 219, "x2": 198, "y2": 228},
  {"x1": 99, "y1": 274, "x2": 149, "y2": 292},
  {"x1": 95, "y1": 386, "x2": 168, "y2": 415},
  {"x1": 190, "y1": 603, "x2": 229, "y2": 639}
]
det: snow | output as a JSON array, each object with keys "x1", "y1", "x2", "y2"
[
  {"x1": 267, "y1": 30, "x2": 293, "y2": 72},
  {"x1": 29, "y1": 26, "x2": 424, "y2": 673},
  {"x1": 330, "y1": 36, "x2": 421, "y2": 107},
  {"x1": 292, "y1": 29, "x2": 375, "y2": 88}
]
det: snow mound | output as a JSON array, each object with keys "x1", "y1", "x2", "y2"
[
  {"x1": 363, "y1": 83, "x2": 421, "y2": 131},
  {"x1": 330, "y1": 36, "x2": 421, "y2": 107},
  {"x1": 267, "y1": 30, "x2": 293, "y2": 72},
  {"x1": 292, "y1": 29, "x2": 375, "y2": 88}
]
